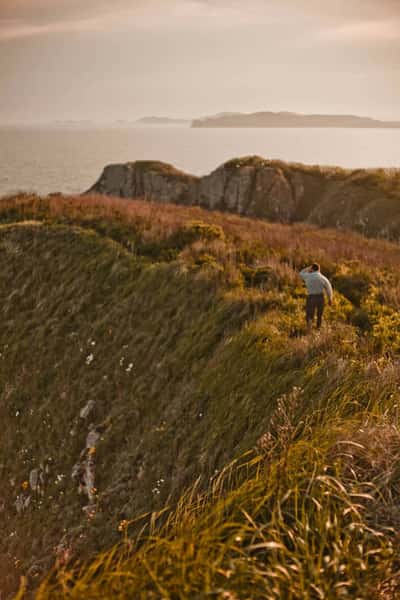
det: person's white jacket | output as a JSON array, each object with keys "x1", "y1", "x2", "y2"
[{"x1": 300, "y1": 269, "x2": 333, "y2": 301}]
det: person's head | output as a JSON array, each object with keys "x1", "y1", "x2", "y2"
[{"x1": 311, "y1": 263, "x2": 320, "y2": 272}]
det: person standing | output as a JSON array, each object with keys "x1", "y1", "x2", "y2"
[{"x1": 300, "y1": 263, "x2": 333, "y2": 330}]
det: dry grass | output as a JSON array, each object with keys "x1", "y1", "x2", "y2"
[
  {"x1": 2, "y1": 193, "x2": 400, "y2": 271},
  {"x1": 0, "y1": 194, "x2": 400, "y2": 598}
]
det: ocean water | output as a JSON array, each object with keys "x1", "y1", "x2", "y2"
[{"x1": 0, "y1": 125, "x2": 399, "y2": 197}]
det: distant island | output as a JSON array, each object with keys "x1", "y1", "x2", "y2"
[
  {"x1": 52, "y1": 120, "x2": 95, "y2": 127},
  {"x1": 136, "y1": 116, "x2": 190, "y2": 126},
  {"x1": 43, "y1": 112, "x2": 400, "y2": 129},
  {"x1": 192, "y1": 111, "x2": 400, "y2": 128}
]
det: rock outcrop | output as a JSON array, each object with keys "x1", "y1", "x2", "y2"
[
  {"x1": 88, "y1": 161, "x2": 197, "y2": 205},
  {"x1": 87, "y1": 156, "x2": 400, "y2": 239}
]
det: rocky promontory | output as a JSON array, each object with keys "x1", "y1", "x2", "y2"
[{"x1": 87, "y1": 156, "x2": 400, "y2": 239}]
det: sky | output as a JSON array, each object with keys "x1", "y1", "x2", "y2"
[{"x1": 0, "y1": 0, "x2": 399, "y2": 122}]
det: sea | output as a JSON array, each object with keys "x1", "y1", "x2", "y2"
[{"x1": 1, "y1": 125, "x2": 399, "y2": 197}]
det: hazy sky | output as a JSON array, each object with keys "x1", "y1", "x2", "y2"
[{"x1": 1, "y1": 0, "x2": 399, "y2": 122}]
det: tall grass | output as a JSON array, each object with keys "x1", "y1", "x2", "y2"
[
  {"x1": 36, "y1": 412, "x2": 400, "y2": 599},
  {"x1": 1, "y1": 194, "x2": 400, "y2": 598}
]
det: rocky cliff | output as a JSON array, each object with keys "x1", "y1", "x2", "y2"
[{"x1": 88, "y1": 156, "x2": 400, "y2": 239}]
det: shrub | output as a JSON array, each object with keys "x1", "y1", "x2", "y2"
[
  {"x1": 171, "y1": 221, "x2": 225, "y2": 247},
  {"x1": 332, "y1": 263, "x2": 372, "y2": 306}
]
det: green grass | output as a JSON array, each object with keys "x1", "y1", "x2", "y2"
[{"x1": 1, "y1": 194, "x2": 400, "y2": 598}]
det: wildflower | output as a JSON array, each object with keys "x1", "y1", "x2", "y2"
[
  {"x1": 126, "y1": 363, "x2": 133, "y2": 373},
  {"x1": 21, "y1": 480, "x2": 29, "y2": 491},
  {"x1": 86, "y1": 353, "x2": 94, "y2": 365},
  {"x1": 80, "y1": 399, "x2": 95, "y2": 419},
  {"x1": 118, "y1": 519, "x2": 129, "y2": 532}
]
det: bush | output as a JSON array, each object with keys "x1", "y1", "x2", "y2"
[
  {"x1": 172, "y1": 221, "x2": 225, "y2": 248},
  {"x1": 332, "y1": 264, "x2": 372, "y2": 306}
]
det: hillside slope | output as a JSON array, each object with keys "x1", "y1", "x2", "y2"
[
  {"x1": 1, "y1": 195, "x2": 400, "y2": 598},
  {"x1": 88, "y1": 156, "x2": 400, "y2": 240}
]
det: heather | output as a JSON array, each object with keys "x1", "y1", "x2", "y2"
[{"x1": 1, "y1": 194, "x2": 400, "y2": 598}]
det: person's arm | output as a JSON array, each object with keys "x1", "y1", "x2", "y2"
[
  {"x1": 300, "y1": 266, "x2": 311, "y2": 280},
  {"x1": 322, "y1": 276, "x2": 333, "y2": 303}
]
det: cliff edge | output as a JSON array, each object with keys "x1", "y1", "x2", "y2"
[{"x1": 88, "y1": 156, "x2": 400, "y2": 239}]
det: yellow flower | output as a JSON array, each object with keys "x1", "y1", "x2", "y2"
[{"x1": 118, "y1": 520, "x2": 129, "y2": 532}]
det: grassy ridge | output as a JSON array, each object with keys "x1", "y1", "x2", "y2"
[{"x1": 1, "y1": 195, "x2": 400, "y2": 598}]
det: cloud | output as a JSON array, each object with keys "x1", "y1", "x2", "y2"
[
  {"x1": 0, "y1": 0, "x2": 164, "y2": 39},
  {"x1": 1, "y1": 0, "x2": 400, "y2": 40},
  {"x1": 0, "y1": 0, "x2": 292, "y2": 40},
  {"x1": 319, "y1": 19, "x2": 400, "y2": 43},
  {"x1": 0, "y1": 17, "x2": 106, "y2": 40}
]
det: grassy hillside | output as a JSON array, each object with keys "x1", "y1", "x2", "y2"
[{"x1": 1, "y1": 194, "x2": 400, "y2": 598}]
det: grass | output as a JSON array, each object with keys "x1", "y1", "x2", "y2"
[{"x1": 1, "y1": 194, "x2": 400, "y2": 598}]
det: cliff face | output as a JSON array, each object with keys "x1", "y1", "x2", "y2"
[
  {"x1": 89, "y1": 161, "x2": 197, "y2": 204},
  {"x1": 88, "y1": 157, "x2": 400, "y2": 239}
]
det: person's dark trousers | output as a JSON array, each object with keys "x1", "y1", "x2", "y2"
[{"x1": 306, "y1": 293, "x2": 325, "y2": 329}]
